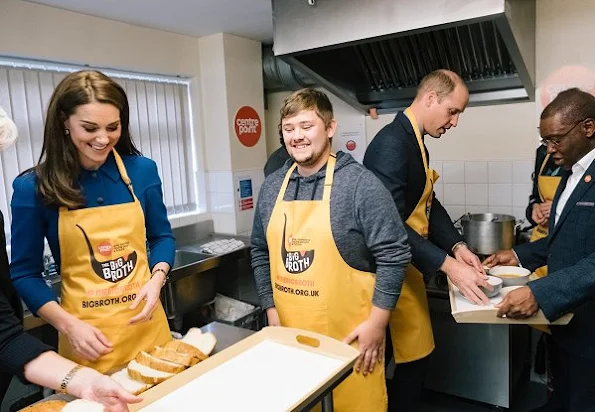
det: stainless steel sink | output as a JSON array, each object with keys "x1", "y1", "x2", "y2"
[
  {"x1": 173, "y1": 250, "x2": 213, "y2": 268},
  {"x1": 161, "y1": 250, "x2": 219, "y2": 322}
]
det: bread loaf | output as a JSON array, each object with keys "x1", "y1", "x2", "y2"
[
  {"x1": 135, "y1": 351, "x2": 186, "y2": 374},
  {"x1": 110, "y1": 369, "x2": 153, "y2": 395},
  {"x1": 61, "y1": 399, "x2": 104, "y2": 411},
  {"x1": 164, "y1": 339, "x2": 207, "y2": 362},
  {"x1": 21, "y1": 400, "x2": 67, "y2": 412},
  {"x1": 150, "y1": 345, "x2": 194, "y2": 367},
  {"x1": 127, "y1": 360, "x2": 174, "y2": 384},
  {"x1": 182, "y1": 331, "x2": 217, "y2": 356}
]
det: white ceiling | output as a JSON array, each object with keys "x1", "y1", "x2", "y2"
[{"x1": 24, "y1": 0, "x2": 275, "y2": 43}]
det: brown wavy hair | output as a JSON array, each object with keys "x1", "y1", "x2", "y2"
[{"x1": 35, "y1": 70, "x2": 140, "y2": 209}]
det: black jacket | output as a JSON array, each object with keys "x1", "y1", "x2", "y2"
[
  {"x1": 263, "y1": 146, "x2": 290, "y2": 178},
  {"x1": 516, "y1": 161, "x2": 595, "y2": 360},
  {"x1": 364, "y1": 111, "x2": 463, "y2": 278},
  {"x1": 0, "y1": 211, "x2": 51, "y2": 401}
]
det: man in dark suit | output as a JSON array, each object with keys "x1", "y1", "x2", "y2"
[
  {"x1": 486, "y1": 88, "x2": 595, "y2": 412},
  {"x1": 363, "y1": 69, "x2": 490, "y2": 411}
]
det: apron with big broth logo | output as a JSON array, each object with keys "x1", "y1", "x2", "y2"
[
  {"x1": 58, "y1": 150, "x2": 171, "y2": 373},
  {"x1": 387, "y1": 108, "x2": 436, "y2": 363},
  {"x1": 266, "y1": 154, "x2": 387, "y2": 412}
]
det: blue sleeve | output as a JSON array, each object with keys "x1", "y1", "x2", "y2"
[
  {"x1": 9, "y1": 174, "x2": 57, "y2": 314},
  {"x1": 142, "y1": 162, "x2": 175, "y2": 269}
]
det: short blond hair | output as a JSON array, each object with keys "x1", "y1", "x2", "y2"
[
  {"x1": 279, "y1": 88, "x2": 334, "y2": 129},
  {"x1": 415, "y1": 69, "x2": 466, "y2": 101}
]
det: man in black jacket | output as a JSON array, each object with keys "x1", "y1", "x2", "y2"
[
  {"x1": 488, "y1": 88, "x2": 595, "y2": 412},
  {"x1": 364, "y1": 69, "x2": 490, "y2": 411}
]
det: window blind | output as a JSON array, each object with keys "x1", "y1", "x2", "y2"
[{"x1": 0, "y1": 58, "x2": 198, "y2": 241}]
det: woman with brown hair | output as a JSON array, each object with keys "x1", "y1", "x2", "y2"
[
  {"x1": 10, "y1": 70, "x2": 175, "y2": 374},
  {"x1": 0, "y1": 105, "x2": 140, "y2": 411}
]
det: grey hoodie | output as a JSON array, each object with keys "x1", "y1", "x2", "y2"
[{"x1": 251, "y1": 151, "x2": 411, "y2": 311}]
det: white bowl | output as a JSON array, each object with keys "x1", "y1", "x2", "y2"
[
  {"x1": 480, "y1": 275, "x2": 503, "y2": 298},
  {"x1": 488, "y1": 266, "x2": 531, "y2": 287}
]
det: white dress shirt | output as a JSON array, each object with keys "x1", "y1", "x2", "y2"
[{"x1": 554, "y1": 147, "x2": 595, "y2": 226}]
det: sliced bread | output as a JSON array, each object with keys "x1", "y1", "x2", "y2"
[
  {"x1": 61, "y1": 399, "x2": 104, "y2": 412},
  {"x1": 127, "y1": 359, "x2": 174, "y2": 384},
  {"x1": 182, "y1": 331, "x2": 217, "y2": 356},
  {"x1": 150, "y1": 345, "x2": 194, "y2": 367},
  {"x1": 22, "y1": 400, "x2": 67, "y2": 412},
  {"x1": 164, "y1": 339, "x2": 208, "y2": 362},
  {"x1": 110, "y1": 369, "x2": 153, "y2": 395},
  {"x1": 135, "y1": 350, "x2": 186, "y2": 374}
]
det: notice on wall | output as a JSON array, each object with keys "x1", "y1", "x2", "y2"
[
  {"x1": 338, "y1": 129, "x2": 365, "y2": 163},
  {"x1": 238, "y1": 177, "x2": 253, "y2": 211},
  {"x1": 234, "y1": 106, "x2": 262, "y2": 147}
]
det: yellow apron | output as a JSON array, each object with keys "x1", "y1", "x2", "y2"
[
  {"x1": 58, "y1": 149, "x2": 171, "y2": 373},
  {"x1": 267, "y1": 154, "x2": 387, "y2": 412},
  {"x1": 388, "y1": 108, "x2": 436, "y2": 363},
  {"x1": 529, "y1": 153, "x2": 561, "y2": 279}
]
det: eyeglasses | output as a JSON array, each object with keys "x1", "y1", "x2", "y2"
[{"x1": 539, "y1": 118, "x2": 587, "y2": 147}]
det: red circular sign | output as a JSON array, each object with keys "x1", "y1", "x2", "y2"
[
  {"x1": 234, "y1": 106, "x2": 262, "y2": 147},
  {"x1": 345, "y1": 140, "x2": 356, "y2": 151}
]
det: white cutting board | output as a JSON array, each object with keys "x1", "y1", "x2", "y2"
[{"x1": 139, "y1": 339, "x2": 344, "y2": 412}]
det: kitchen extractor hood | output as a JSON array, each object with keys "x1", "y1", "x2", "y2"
[{"x1": 269, "y1": 0, "x2": 535, "y2": 114}]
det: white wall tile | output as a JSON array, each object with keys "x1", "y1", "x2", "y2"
[
  {"x1": 212, "y1": 212, "x2": 237, "y2": 234},
  {"x1": 489, "y1": 206, "x2": 513, "y2": 216},
  {"x1": 488, "y1": 161, "x2": 513, "y2": 183},
  {"x1": 466, "y1": 205, "x2": 489, "y2": 214},
  {"x1": 208, "y1": 192, "x2": 217, "y2": 212},
  {"x1": 207, "y1": 171, "x2": 220, "y2": 193},
  {"x1": 465, "y1": 184, "x2": 488, "y2": 206},
  {"x1": 217, "y1": 171, "x2": 234, "y2": 194},
  {"x1": 488, "y1": 184, "x2": 513, "y2": 206},
  {"x1": 442, "y1": 161, "x2": 465, "y2": 183},
  {"x1": 513, "y1": 207, "x2": 527, "y2": 221},
  {"x1": 513, "y1": 184, "x2": 533, "y2": 207},
  {"x1": 445, "y1": 205, "x2": 466, "y2": 221},
  {"x1": 430, "y1": 160, "x2": 443, "y2": 177},
  {"x1": 513, "y1": 160, "x2": 534, "y2": 184},
  {"x1": 236, "y1": 209, "x2": 255, "y2": 234},
  {"x1": 215, "y1": 192, "x2": 234, "y2": 213},
  {"x1": 465, "y1": 161, "x2": 488, "y2": 184},
  {"x1": 433, "y1": 182, "x2": 444, "y2": 203},
  {"x1": 443, "y1": 183, "x2": 466, "y2": 205}
]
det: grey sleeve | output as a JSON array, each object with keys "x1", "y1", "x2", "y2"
[
  {"x1": 250, "y1": 186, "x2": 274, "y2": 310},
  {"x1": 354, "y1": 171, "x2": 412, "y2": 310}
]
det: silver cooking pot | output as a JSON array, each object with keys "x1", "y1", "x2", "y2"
[{"x1": 460, "y1": 213, "x2": 516, "y2": 255}]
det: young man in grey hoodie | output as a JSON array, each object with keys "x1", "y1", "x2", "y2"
[{"x1": 251, "y1": 88, "x2": 411, "y2": 411}]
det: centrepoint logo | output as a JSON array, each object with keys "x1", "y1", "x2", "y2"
[{"x1": 234, "y1": 106, "x2": 262, "y2": 147}]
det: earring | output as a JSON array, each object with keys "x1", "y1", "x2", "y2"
[{"x1": 64, "y1": 129, "x2": 70, "y2": 135}]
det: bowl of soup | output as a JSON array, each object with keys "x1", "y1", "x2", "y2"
[
  {"x1": 480, "y1": 275, "x2": 503, "y2": 298},
  {"x1": 488, "y1": 266, "x2": 532, "y2": 286}
]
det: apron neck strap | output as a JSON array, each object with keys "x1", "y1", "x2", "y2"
[
  {"x1": 276, "y1": 153, "x2": 337, "y2": 204},
  {"x1": 404, "y1": 108, "x2": 429, "y2": 171},
  {"x1": 112, "y1": 149, "x2": 137, "y2": 199}
]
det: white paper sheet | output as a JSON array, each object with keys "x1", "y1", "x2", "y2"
[{"x1": 140, "y1": 340, "x2": 344, "y2": 412}]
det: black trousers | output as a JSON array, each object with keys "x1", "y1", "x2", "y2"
[
  {"x1": 542, "y1": 341, "x2": 595, "y2": 412},
  {"x1": 385, "y1": 328, "x2": 430, "y2": 412}
]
